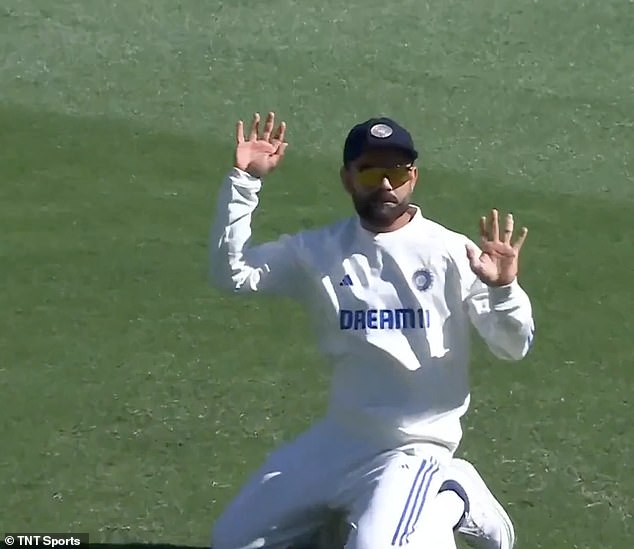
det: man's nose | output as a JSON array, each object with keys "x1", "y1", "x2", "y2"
[{"x1": 379, "y1": 177, "x2": 393, "y2": 190}]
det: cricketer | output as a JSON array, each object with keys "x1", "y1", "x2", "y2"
[{"x1": 208, "y1": 112, "x2": 535, "y2": 549}]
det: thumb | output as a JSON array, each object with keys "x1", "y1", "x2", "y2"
[
  {"x1": 465, "y1": 244, "x2": 482, "y2": 272},
  {"x1": 465, "y1": 244, "x2": 477, "y2": 263},
  {"x1": 269, "y1": 142, "x2": 288, "y2": 168},
  {"x1": 275, "y1": 142, "x2": 289, "y2": 157}
]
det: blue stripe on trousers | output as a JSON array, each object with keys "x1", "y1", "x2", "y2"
[
  {"x1": 402, "y1": 463, "x2": 440, "y2": 544},
  {"x1": 391, "y1": 458, "x2": 438, "y2": 546}
]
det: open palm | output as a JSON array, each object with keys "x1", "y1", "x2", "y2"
[
  {"x1": 235, "y1": 112, "x2": 288, "y2": 179},
  {"x1": 466, "y1": 209, "x2": 528, "y2": 286}
]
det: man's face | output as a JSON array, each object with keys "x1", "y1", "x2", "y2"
[{"x1": 341, "y1": 148, "x2": 418, "y2": 228}]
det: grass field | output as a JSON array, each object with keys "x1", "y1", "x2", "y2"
[{"x1": 1, "y1": 1, "x2": 633, "y2": 548}]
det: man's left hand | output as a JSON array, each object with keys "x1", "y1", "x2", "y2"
[{"x1": 466, "y1": 209, "x2": 528, "y2": 287}]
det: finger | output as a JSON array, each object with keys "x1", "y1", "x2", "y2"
[
  {"x1": 272, "y1": 121, "x2": 287, "y2": 143},
  {"x1": 512, "y1": 226, "x2": 528, "y2": 251},
  {"x1": 479, "y1": 215, "x2": 488, "y2": 241},
  {"x1": 262, "y1": 112, "x2": 275, "y2": 141},
  {"x1": 491, "y1": 209, "x2": 500, "y2": 242},
  {"x1": 236, "y1": 120, "x2": 245, "y2": 144},
  {"x1": 249, "y1": 112, "x2": 260, "y2": 141},
  {"x1": 503, "y1": 212, "x2": 514, "y2": 244}
]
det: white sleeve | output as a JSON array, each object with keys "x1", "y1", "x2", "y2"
[
  {"x1": 208, "y1": 168, "x2": 303, "y2": 297},
  {"x1": 458, "y1": 240, "x2": 535, "y2": 361}
]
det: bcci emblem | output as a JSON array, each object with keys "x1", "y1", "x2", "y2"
[
  {"x1": 412, "y1": 269, "x2": 433, "y2": 292},
  {"x1": 370, "y1": 123, "x2": 393, "y2": 138}
]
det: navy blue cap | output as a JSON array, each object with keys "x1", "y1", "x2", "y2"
[{"x1": 343, "y1": 117, "x2": 418, "y2": 166}]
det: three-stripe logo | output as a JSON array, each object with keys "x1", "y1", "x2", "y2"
[{"x1": 391, "y1": 458, "x2": 440, "y2": 546}]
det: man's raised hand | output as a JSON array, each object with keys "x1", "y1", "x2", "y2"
[
  {"x1": 466, "y1": 209, "x2": 528, "y2": 287},
  {"x1": 235, "y1": 112, "x2": 288, "y2": 179}
]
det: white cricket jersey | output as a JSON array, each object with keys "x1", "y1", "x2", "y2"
[{"x1": 209, "y1": 168, "x2": 535, "y2": 452}]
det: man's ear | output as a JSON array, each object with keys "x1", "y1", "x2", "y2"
[
  {"x1": 409, "y1": 165, "x2": 419, "y2": 191},
  {"x1": 340, "y1": 165, "x2": 353, "y2": 195}
]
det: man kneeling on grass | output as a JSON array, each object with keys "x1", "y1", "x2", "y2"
[{"x1": 209, "y1": 112, "x2": 533, "y2": 549}]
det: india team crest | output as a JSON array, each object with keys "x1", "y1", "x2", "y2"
[
  {"x1": 370, "y1": 123, "x2": 393, "y2": 138},
  {"x1": 412, "y1": 268, "x2": 433, "y2": 292}
]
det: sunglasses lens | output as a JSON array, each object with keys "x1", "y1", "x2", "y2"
[
  {"x1": 386, "y1": 167, "x2": 411, "y2": 187},
  {"x1": 357, "y1": 168, "x2": 384, "y2": 187},
  {"x1": 357, "y1": 166, "x2": 412, "y2": 188}
]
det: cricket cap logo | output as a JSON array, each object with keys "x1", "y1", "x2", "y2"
[{"x1": 369, "y1": 123, "x2": 393, "y2": 138}]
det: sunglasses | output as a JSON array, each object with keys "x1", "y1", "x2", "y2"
[{"x1": 355, "y1": 164, "x2": 415, "y2": 189}]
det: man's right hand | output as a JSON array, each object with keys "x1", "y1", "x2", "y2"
[{"x1": 235, "y1": 112, "x2": 288, "y2": 179}]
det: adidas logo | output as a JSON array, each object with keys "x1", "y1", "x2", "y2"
[{"x1": 339, "y1": 274, "x2": 353, "y2": 287}]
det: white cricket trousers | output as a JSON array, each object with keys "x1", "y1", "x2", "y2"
[{"x1": 211, "y1": 416, "x2": 454, "y2": 549}]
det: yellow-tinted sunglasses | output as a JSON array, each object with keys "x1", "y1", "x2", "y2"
[{"x1": 356, "y1": 164, "x2": 414, "y2": 189}]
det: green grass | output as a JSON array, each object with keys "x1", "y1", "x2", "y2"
[{"x1": 1, "y1": 1, "x2": 633, "y2": 548}]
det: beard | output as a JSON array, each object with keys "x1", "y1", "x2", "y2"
[{"x1": 352, "y1": 190, "x2": 411, "y2": 228}]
